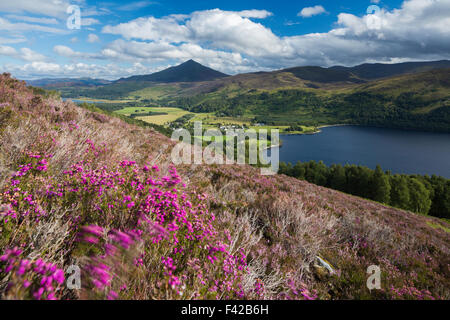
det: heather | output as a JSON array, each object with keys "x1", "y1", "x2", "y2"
[{"x1": 0, "y1": 73, "x2": 449, "y2": 300}]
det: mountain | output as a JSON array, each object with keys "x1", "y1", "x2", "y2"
[
  {"x1": 276, "y1": 66, "x2": 365, "y2": 84},
  {"x1": 26, "y1": 77, "x2": 112, "y2": 88},
  {"x1": 117, "y1": 59, "x2": 229, "y2": 83},
  {"x1": 330, "y1": 60, "x2": 450, "y2": 80},
  {"x1": 1, "y1": 73, "x2": 449, "y2": 300}
]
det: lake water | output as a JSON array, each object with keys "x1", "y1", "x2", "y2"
[
  {"x1": 269, "y1": 126, "x2": 450, "y2": 178},
  {"x1": 62, "y1": 98, "x2": 105, "y2": 104}
]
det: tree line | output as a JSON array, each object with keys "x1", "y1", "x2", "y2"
[{"x1": 279, "y1": 161, "x2": 450, "y2": 219}]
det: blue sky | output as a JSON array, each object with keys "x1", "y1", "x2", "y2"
[{"x1": 0, "y1": 0, "x2": 448, "y2": 79}]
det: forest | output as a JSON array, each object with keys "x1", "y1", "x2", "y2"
[{"x1": 279, "y1": 161, "x2": 450, "y2": 219}]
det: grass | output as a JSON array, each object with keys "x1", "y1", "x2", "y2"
[
  {"x1": 427, "y1": 221, "x2": 450, "y2": 233},
  {"x1": 127, "y1": 85, "x2": 180, "y2": 100},
  {"x1": 132, "y1": 107, "x2": 191, "y2": 125}
]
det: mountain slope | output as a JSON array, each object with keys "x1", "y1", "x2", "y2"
[
  {"x1": 331, "y1": 60, "x2": 450, "y2": 80},
  {"x1": 277, "y1": 66, "x2": 365, "y2": 84},
  {"x1": 26, "y1": 77, "x2": 112, "y2": 88},
  {"x1": 161, "y1": 68, "x2": 450, "y2": 132},
  {"x1": 0, "y1": 74, "x2": 449, "y2": 300},
  {"x1": 117, "y1": 59, "x2": 229, "y2": 83}
]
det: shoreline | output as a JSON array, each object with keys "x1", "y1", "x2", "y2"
[{"x1": 280, "y1": 123, "x2": 352, "y2": 136}]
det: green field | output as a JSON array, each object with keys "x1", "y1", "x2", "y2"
[
  {"x1": 127, "y1": 85, "x2": 180, "y2": 100},
  {"x1": 124, "y1": 107, "x2": 191, "y2": 125}
]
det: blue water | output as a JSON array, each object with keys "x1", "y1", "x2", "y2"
[
  {"x1": 270, "y1": 126, "x2": 450, "y2": 178},
  {"x1": 62, "y1": 98, "x2": 105, "y2": 104}
]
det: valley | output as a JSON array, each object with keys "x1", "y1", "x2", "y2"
[{"x1": 40, "y1": 60, "x2": 450, "y2": 135}]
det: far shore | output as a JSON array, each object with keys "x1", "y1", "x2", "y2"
[{"x1": 280, "y1": 123, "x2": 353, "y2": 136}]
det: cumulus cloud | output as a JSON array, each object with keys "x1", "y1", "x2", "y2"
[
  {"x1": 100, "y1": 39, "x2": 251, "y2": 73},
  {"x1": 0, "y1": 46, "x2": 47, "y2": 62},
  {"x1": 102, "y1": 9, "x2": 283, "y2": 57},
  {"x1": 87, "y1": 34, "x2": 100, "y2": 43},
  {"x1": 19, "y1": 48, "x2": 47, "y2": 62},
  {"x1": 298, "y1": 5, "x2": 326, "y2": 18},
  {"x1": 0, "y1": 45, "x2": 18, "y2": 57},
  {"x1": 53, "y1": 45, "x2": 102, "y2": 60}
]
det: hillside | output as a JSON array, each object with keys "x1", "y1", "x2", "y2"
[
  {"x1": 159, "y1": 68, "x2": 450, "y2": 132},
  {"x1": 117, "y1": 59, "x2": 229, "y2": 83},
  {"x1": 26, "y1": 78, "x2": 112, "y2": 88},
  {"x1": 331, "y1": 60, "x2": 450, "y2": 80},
  {"x1": 0, "y1": 73, "x2": 449, "y2": 300}
]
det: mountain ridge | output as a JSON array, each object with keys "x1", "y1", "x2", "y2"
[{"x1": 116, "y1": 59, "x2": 229, "y2": 83}]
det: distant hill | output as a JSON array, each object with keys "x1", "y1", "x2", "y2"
[
  {"x1": 277, "y1": 66, "x2": 365, "y2": 84},
  {"x1": 116, "y1": 59, "x2": 229, "y2": 83},
  {"x1": 26, "y1": 78, "x2": 111, "y2": 88},
  {"x1": 330, "y1": 60, "x2": 450, "y2": 80}
]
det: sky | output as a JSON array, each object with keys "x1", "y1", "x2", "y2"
[{"x1": 0, "y1": 0, "x2": 449, "y2": 80}]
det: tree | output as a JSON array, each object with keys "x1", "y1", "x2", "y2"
[
  {"x1": 390, "y1": 175, "x2": 410, "y2": 209},
  {"x1": 329, "y1": 164, "x2": 346, "y2": 191},
  {"x1": 428, "y1": 178, "x2": 450, "y2": 218},
  {"x1": 371, "y1": 165, "x2": 391, "y2": 203},
  {"x1": 407, "y1": 178, "x2": 432, "y2": 214},
  {"x1": 292, "y1": 161, "x2": 306, "y2": 179}
]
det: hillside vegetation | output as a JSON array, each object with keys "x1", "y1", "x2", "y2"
[{"x1": 1, "y1": 73, "x2": 449, "y2": 300}]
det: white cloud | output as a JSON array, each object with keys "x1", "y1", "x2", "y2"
[
  {"x1": 4, "y1": 61, "x2": 160, "y2": 80},
  {"x1": 0, "y1": 0, "x2": 73, "y2": 18},
  {"x1": 87, "y1": 34, "x2": 100, "y2": 43},
  {"x1": 0, "y1": 36, "x2": 27, "y2": 44},
  {"x1": 82, "y1": 18, "x2": 100, "y2": 26},
  {"x1": 0, "y1": 45, "x2": 47, "y2": 62},
  {"x1": 0, "y1": 45, "x2": 18, "y2": 57},
  {"x1": 0, "y1": 17, "x2": 65, "y2": 34},
  {"x1": 53, "y1": 45, "x2": 101, "y2": 60},
  {"x1": 237, "y1": 10, "x2": 273, "y2": 19},
  {"x1": 103, "y1": 9, "x2": 283, "y2": 57},
  {"x1": 5, "y1": 14, "x2": 59, "y2": 24},
  {"x1": 19, "y1": 48, "x2": 47, "y2": 62},
  {"x1": 100, "y1": 39, "x2": 250, "y2": 73},
  {"x1": 298, "y1": 5, "x2": 326, "y2": 18}
]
